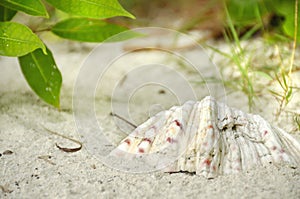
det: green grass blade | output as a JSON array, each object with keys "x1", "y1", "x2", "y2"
[
  {"x1": 224, "y1": 4, "x2": 241, "y2": 49},
  {"x1": 203, "y1": 44, "x2": 232, "y2": 59},
  {"x1": 286, "y1": 87, "x2": 293, "y2": 102},
  {"x1": 269, "y1": 89, "x2": 284, "y2": 98},
  {"x1": 281, "y1": 70, "x2": 288, "y2": 89},
  {"x1": 240, "y1": 24, "x2": 261, "y2": 40}
]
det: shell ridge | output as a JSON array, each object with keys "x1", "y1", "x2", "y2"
[{"x1": 110, "y1": 96, "x2": 300, "y2": 178}]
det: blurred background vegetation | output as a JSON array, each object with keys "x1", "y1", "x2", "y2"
[{"x1": 115, "y1": 0, "x2": 299, "y2": 42}]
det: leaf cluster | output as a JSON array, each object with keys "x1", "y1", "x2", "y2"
[{"x1": 0, "y1": 0, "x2": 135, "y2": 108}]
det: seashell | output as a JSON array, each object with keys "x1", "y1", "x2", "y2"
[{"x1": 110, "y1": 96, "x2": 300, "y2": 178}]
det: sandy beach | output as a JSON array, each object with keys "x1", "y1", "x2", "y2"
[{"x1": 1, "y1": 30, "x2": 300, "y2": 198}]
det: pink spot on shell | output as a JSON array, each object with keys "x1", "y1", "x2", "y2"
[
  {"x1": 166, "y1": 137, "x2": 173, "y2": 143},
  {"x1": 166, "y1": 137, "x2": 177, "y2": 144},
  {"x1": 263, "y1": 130, "x2": 268, "y2": 136},
  {"x1": 203, "y1": 159, "x2": 211, "y2": 166},
  {"x1": 272, "y1": 146, "x2": 277, "y2": 150},
  {"x1": 212, "y1": 165, "x2": 216, "y2": 171},
  {"x1": 174, "y1": 120, "x2": 181, "y2": 127},
  {"x1": 124, "y1": 139, "x2": 131, "y2": 145},
  {"x1": 138, "y1": 148, "x2": 145, "y2": 153},
  {"x1": 207, "y1": 125, "x2": 213, "y2": 129},
  {"x1": 142, "y1": 138, "x2": 152, "y2": 143}
]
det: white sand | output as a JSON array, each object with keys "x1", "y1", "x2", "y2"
[{"x1": 1, "y1": 33, "x2": 300, "y2": 198}]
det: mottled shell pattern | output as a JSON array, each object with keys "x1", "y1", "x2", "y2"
[{"x1": 111, "y1": 96, "x2": 300, "y2": 178}]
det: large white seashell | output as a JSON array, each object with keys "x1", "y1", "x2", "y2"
[{"x1": 110, "y1": 96, "x2": 300, "y2": 178}]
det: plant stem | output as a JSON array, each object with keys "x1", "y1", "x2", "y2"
[{"x1": 289, "y1": 0, "x2": 298, "y2": 76}]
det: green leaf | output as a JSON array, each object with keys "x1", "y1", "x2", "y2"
[
  {"x1": 226, "y1": 0, "x2": 271, "y2": 25},
  {"x1": 0, "y1": 5, "x2": 17, "y2": 21},
  {"x1": 44, "y1": 0, "x2": 135, "y2": 19},
  {"x1": 0, "y1": 0, "x2": 48, "y2": 17},
  {"x1": 282, "y1": 17, "x2": 300, "y2": 42},
  {"x1": 274, "y1": 0, "x2": 300, "y2": 42},
  {"x1": 0, "y1": 22, "x2": 46, "y2": 56},
  {"x1": 253, "y1": 71, "x2": 273, "y2": 81},
  {"x1": 51, "y1": 18, "x2": 139, "y2": 42},
  {"x1": 18, "y1": 47, "x2": 62, "y2": 108}
]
